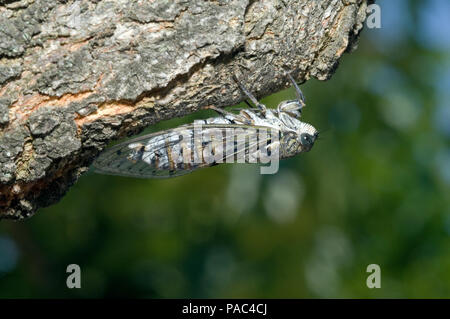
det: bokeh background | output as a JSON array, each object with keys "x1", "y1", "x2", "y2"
[{"x1": 1, "y1": 0, "x2": 449, "y2": 298}]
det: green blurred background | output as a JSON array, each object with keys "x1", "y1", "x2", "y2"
[{"x1": 1, "y1": 0, "x2": 449, "y2": 298}]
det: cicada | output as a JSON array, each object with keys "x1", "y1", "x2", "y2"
[{"x1": 92, "y1": 73, "x2": 318, "y2": 178}]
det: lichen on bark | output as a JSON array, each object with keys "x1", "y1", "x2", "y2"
[{"x1": 0, "y1": 0, "x2": 370, "y2": 219}]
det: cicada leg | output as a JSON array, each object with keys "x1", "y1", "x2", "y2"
[
  {"x1": 286, "y1": 72, "x2": 306, "y2": 107},
  {"x1": 206, "y1": 105, "x2": 253, "y2": 125},
  {"x1": 232, "y1": 75, "x2": 267, "y2": 115}
]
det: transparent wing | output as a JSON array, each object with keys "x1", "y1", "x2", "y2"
[{"x1": 92, "y1": 124, "x2": 280, "y2": 179}]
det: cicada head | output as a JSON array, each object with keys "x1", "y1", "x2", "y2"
[
  {"x1": 297, "y1": 122, "x2": 318, "y2": 153},
  {"x1": 280, "y1": 122, "x2": 318, "y2": 158}
]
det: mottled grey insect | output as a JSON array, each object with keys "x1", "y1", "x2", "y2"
[{"x1": 92, "y1": 74, "x2": 318, "y2": 178}]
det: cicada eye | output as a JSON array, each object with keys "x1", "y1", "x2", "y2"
[{"x1": 300, "y1": 133, "x2": 314, "y2": 147}]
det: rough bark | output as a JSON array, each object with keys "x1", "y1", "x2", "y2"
[{"x1": 0, "y1": 0, "x2": 369, "y2": 220}]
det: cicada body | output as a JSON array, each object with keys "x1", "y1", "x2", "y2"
[{"x1": 92, "y1": 74, "x2": 318, "y2": 178}]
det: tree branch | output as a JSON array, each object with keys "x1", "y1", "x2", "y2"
[{"x1": 0, "y1": 0, "x2": 370, "y2": 219}]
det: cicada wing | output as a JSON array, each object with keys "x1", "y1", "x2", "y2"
[
  {"x1": 92, "y1": 124, "x2": 280, "y2": 179},
  {"x1": 92, "y1": 125, "x2": 194, "y2": 178}
]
